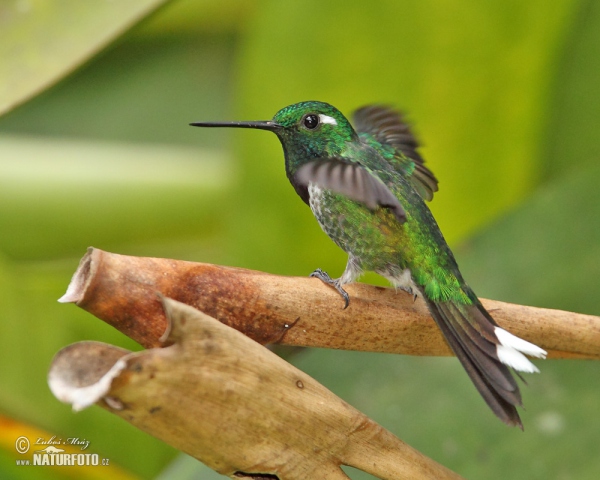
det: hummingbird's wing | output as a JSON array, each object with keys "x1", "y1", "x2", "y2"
[
  {"x1": 352, "y1": 105, "x2": 439, "y2": 201},
  {"x1": 295, "y1": 158, "x2": 407, "y2": 224}
]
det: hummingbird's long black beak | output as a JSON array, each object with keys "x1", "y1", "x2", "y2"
[{"x1": 189, "y1": 120, "x2": 282, "y2": 132}]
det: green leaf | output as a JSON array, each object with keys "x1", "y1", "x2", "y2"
[
  {"x1": 457, "y1": 161, "x2": 600, "y2": 315},
  {"x1": 542, "y1": 1, "x2": 600, "y2": 179},
  {"x1": 136, "y1": 0, "x2": 254, "y2": 36},
  {"x1": 0, "y1": 0, "x2": 168, "y2": 116},
  {"x1": 0, "y1": 136, "x2": 232, "y2": 260}
]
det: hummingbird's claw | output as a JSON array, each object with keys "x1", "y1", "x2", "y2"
[
  {"x1": 309, "y1": 267, "x2": 329, "y2": 280},
  {"x1": 310, "y1": 268, "x2": 350, "y2": 309},
  {"x1": 340, "y1": 289, "x2": 350, "y2": 309}
]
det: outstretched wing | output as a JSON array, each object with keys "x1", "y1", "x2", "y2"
[
  {"x1": 295, "y1": 158, "x2": 406, "y2": 224},
  {"x1": 353, "y1": 105, "x2": 439, "y2": 201}
]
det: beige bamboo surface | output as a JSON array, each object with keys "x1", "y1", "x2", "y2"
[{"x1": 60, "y1": 248, "x2": 600, "y2": 359}]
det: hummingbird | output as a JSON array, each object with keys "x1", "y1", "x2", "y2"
[{"x1": 191, "y1": 101, "x2": 547, "y2": 427}]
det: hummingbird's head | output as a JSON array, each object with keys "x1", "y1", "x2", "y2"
[
  {"x1": 191, "y1": 101, "x2": 357, "y2": 165},
  {"x1": 271, "y1": 101, "x2": 357, "y2": 161}
]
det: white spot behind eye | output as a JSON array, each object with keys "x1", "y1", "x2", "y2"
[{"x1": 318, "y1": 114, "x2": 338, "y2": 126}]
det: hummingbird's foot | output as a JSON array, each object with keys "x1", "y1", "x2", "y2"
[{"x1": 310, "y1": 268, "x2": 350, "y2": 309}]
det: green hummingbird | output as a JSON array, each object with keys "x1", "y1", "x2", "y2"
[{"x1": 191, "y1": 101, "x2": 546, "y2": 427}]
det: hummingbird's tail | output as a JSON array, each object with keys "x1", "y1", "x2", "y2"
[{"x1": 423, "y1": 296, "x2": 546, "y2": 427}]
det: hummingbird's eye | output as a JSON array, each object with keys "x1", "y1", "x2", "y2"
[{"x1": 303, "y1": 114, "x2": 319, "y2": 130}]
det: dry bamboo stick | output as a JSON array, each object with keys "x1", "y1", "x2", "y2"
[
  {"x1": 49, "y1": 298, "x2": 463, "y2": 480},
  {"x1": 59, "y1": 248, "x2": 600, "y2": 359}
]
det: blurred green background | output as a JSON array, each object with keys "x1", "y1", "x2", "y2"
[{"x1": 1, "y1": 0, "x2": 599, "y2": 479}]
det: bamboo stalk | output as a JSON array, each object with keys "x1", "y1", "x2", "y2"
[
  {"x1": 49, "y1": 298, "x2": 463, "y2": 480},
  {"x1": 59, "y1": 248, "x2": 600, "y2": 359}
]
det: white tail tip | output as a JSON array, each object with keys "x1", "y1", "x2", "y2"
[{"x1": 495, "y1": 327, "x2": 547, "y2": 373}]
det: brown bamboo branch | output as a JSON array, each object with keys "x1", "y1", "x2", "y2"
[
  {"x1": 59, "y1": 248, "x2": 600, "y2": 360},
  {"x1": 49, "y1": 298, "x2": 462, "y2": 480}
]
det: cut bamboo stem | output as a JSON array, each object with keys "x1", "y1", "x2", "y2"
[
  {"x1": 49, "y1": 298, "x2": 463, "y2": 480},
  {"x1": 59, "y1": 248, "x2": 600, "y2": 359}
]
